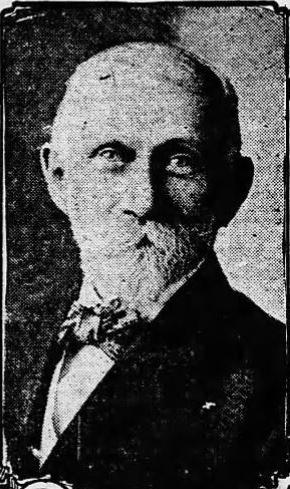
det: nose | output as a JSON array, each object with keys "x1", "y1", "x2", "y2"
[{"x1": 121, "y1": 165, "x2": 154, "y2": 222}]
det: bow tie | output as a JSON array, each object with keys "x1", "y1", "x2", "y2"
[{"x1": 57, "y1": 297, "x2": 145, "y2": 360}]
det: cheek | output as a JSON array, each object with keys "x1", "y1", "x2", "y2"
[
  {"x1": 165, "y1": 175, "x2": 210, "y2": 217},
  {"x1": 66, "y1": 165, "x2": 126, "y2": 227}
]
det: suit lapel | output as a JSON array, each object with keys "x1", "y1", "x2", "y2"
[{"x1": 36, "y1": 253, "x2": 253, "y2": 473}]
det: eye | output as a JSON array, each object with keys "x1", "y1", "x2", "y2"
[
  {"x1": 99, "y1": 148, "x2": 119, "y2": 160},
  {"x1": 90, "y1": 147, "x2": 125, "y2": 171},
  {"x1": 165, "y1": 153, "x2": 195, "y2": 178}
]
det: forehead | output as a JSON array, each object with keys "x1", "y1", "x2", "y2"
[{"x1": 51, "y1": 45, "x2": 218, "y2": 150}]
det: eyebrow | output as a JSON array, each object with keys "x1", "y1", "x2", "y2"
[
  {"x1": 151, "y1": 138, "x2": 204, "y2": 166},
  {"x1": 156, "y1": 138, "x2": 200, "y2": 152},
  {"x1": 88, "y1": 140, "x2": 136, "y2": 161}
]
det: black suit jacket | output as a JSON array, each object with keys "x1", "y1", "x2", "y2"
[{"x1": 17, "y1": 254, "x2": 286, "y2": 489}]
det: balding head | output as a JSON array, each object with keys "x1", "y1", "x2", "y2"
[
  {"x1": 65, "y1": 42, "x2": 229, "y2": 95},
  {"x1": 52, "y1": 42, "x2": 241, "y2": 173},
  {"x1": 41, "y1": 42, "x2": 253, "y2": 309}
]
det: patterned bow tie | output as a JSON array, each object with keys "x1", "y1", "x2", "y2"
[{"x1": 57, "y1": 297, "x2": 145, "y2": 360}]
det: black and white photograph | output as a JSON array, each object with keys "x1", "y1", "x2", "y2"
[{"x1": 1, "y1": 2, "x2": 289, "y2": 488}]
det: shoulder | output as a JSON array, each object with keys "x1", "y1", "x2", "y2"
[
  {"x1": 230, "y1": 289, "x2": 285, "y2": 348},
  {"x1": 227, "y1": 289, "x2": 285, "y2": 376}
]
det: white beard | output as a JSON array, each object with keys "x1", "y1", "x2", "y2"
[{"x1": 74, "y1": 217, "x2": 216, "y2": 319}]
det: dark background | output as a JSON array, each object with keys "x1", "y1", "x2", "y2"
[{"x1": 2, "y1": 3, "x2": 286, "y2": 466}]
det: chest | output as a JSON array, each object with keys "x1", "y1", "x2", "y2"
[{"x1": 47, "y1": 345, "x2": 257, "y2": 481}]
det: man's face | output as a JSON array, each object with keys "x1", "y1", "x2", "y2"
[{"x1": 49, "y1": 63, "x2": 218, "y2": 308}]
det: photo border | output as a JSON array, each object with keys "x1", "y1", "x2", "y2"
[{"x1": 1, "y1": 1, "x2": 289, "y2": 485}]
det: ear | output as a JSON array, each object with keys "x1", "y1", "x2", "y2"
[
  {"x1": 213, "y1": 155, "x2": 254, "y2": 227},
  {"x1": 40, "y1": 142, "x2": 67, "y2": 214}
]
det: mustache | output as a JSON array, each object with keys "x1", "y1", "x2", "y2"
[
  {"x1": 124, "y1": 220, "x2": 214, "y2": 253},
  {"x1": 127, "y1": 223, "x2": 178, "y2": 251},
  {"x1": 79, "y1": 217, "x2": 217, "y2": 258},
  {"x1": 135, "y1": 233, "x2": 154, "y2": 250}
]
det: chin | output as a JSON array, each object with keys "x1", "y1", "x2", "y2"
[{"x1": 76, "y1": 221, "x2": 216, "y2": 313}]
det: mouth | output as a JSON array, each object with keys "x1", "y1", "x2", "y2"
[{"x1": 135, "y1": 234, "x2": 154, "y2": 249}]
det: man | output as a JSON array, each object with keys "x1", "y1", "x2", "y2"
[{"x1": 20, "y1": 42, "x2": 285, "y2": 488}]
